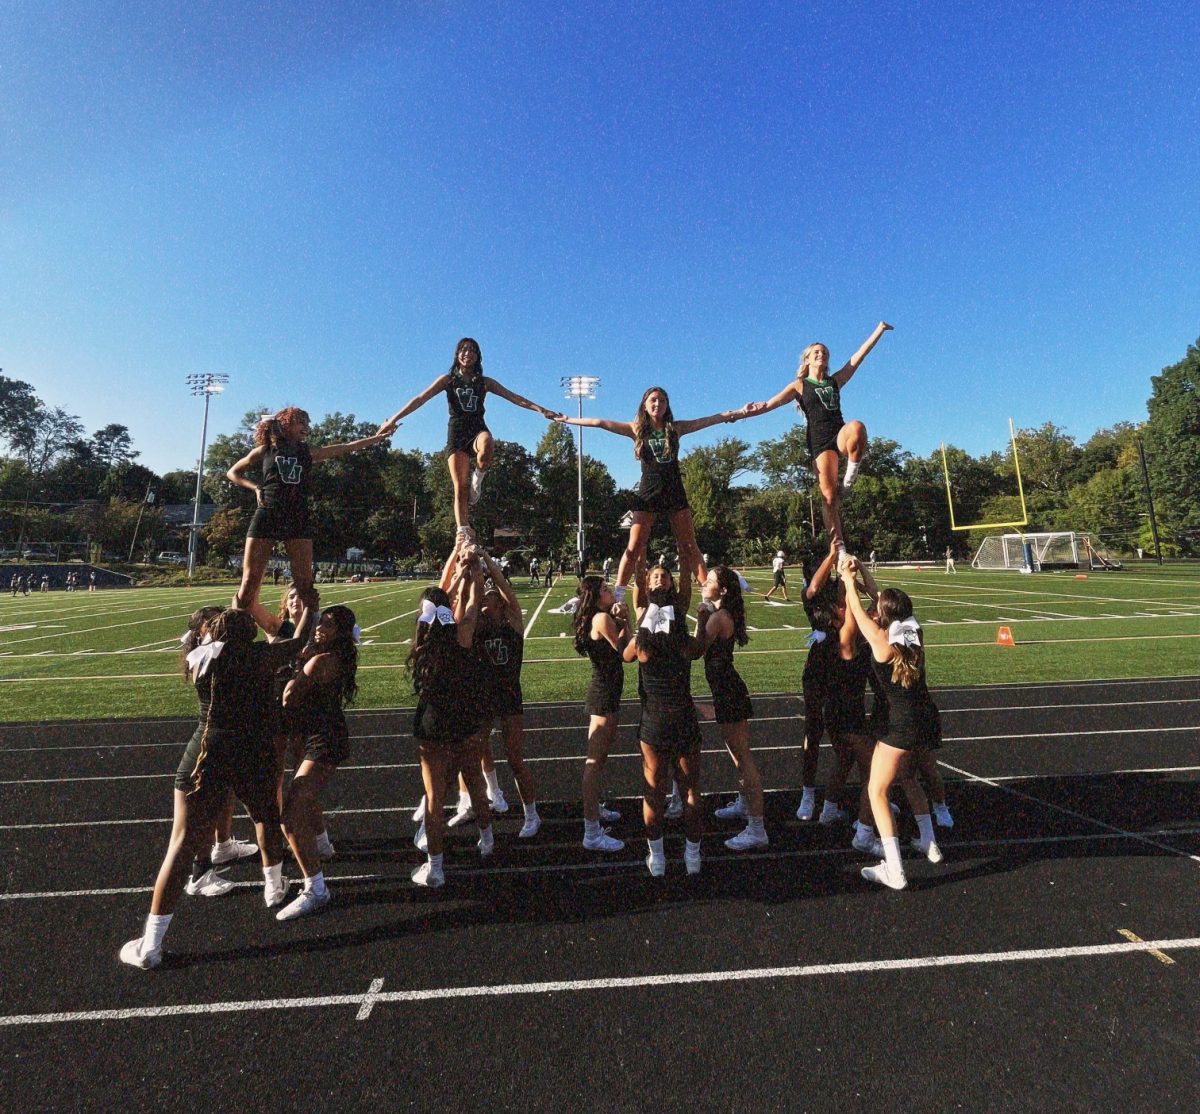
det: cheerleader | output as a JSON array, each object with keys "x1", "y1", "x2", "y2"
[
  {"x1": 274, "y1": 605, "x2": 359, "y2": 920},
  {"x1": 380, "y1": 338, "x2": 562, "y2": 535},
  {"x1": 573, "y1": 575, "x2": 630, "y2": 851},
  {"x1": 556, "y1": 386, "x2": 750, "y2": 596},
  {"x1": 744, "y1": 323, "x2": 893, "y2": 567},
  {"x1": 228, "y1": 407, "x2": 390, "y2": 611},
  {"x1": 407, "y1": 566, "x2": 494, "y2": 887},
  {"x1": 798, "y1": 543, "x2": 840, "y2": 821},
  {"x1": 838, "y1": 562, "x2": 944, "y2": 890},
  {"x1": 624, "y1": 562, "x2": 704, "y2": 876},
  {"x1": 697, "y1": 566, "x2": 767, "y2": 850},
  {"x1": 120, "y1": 603, "x2": 314, "y2": 968}
]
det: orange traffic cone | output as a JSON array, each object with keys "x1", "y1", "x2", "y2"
[{"x1": 996, "y1": 626, "x2": 1015, "y2": 647}]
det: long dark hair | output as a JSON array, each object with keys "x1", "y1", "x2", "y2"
[
  {"x1": 180, "y1": 605, "x2": 223, "y2": 676},
  {"x1": 632, "y1": 386, "x2": 678, "y2": 461},
  {"x1": 316, "y1": 605, "x2": 359, "y2": 706},
  {"x1": 711, "y1": 566, "x2": 748, "y2": 646},
  {"x1": 876, "y1": 587, "x2": 923, "y2": 688},
  {"x1": 573, "y1": 575, "x2": 606, "y2": 655},
  {"x1": 449, "y1": 337, "x2": 483, "y2": 380},
  {"x1": 406, "y1": 586, "x2": 457, "y2": 695}
]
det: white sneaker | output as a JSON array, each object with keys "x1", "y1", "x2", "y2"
[
  {"x1": 911, "y1": 838, "x2": 945, "y2": 864},
  {"x1": 714, "y1": 796, "x2": 748, "y2": 821},
  {"x1": 411, "y1": 860, "x2": 444, "y2": 888},
  {"x1": 478, "y1": 828, "x2": 495, "y2": 859},
  {"x1": 275, "y1": 886, "x2": 331, "y2": 921},
  {"x1": 518, "y1": 814, "x2": 541, "y2": 839},
  {"x1": 852, "y1": 829, "x2": 884, "y2": 857},
  {"x1": 488, "y1": 788, "x2": 509, "y2": 815},
  {"x1": 818, "y1": 802, "x2": 847, "y2": 825},
  {"x1": 646, "y1": 849, "x2": 666, "y2": 877},
  {"x1": 861, "y1": 861, "x2": 907, "y2": 890},
  {"x1": 598, "y1": 803, "x2": 622, "y2": 823},
  {"x1": 264, "y1": 875, "x2": 289, "y2": 908},
  {"x1": 316, "y1": 837, "x2": 336, "y2": 861},
  {"x1": 184, "y1": 868, "x2": 235, "y2": 898},
  {"x1": 583, "y1": 829, "x2": 624, "y2": 852},
  {"x1": 795, "y1": 787, "x2": 817, "y2": 821},
  {"x1": 684, "y1": 842, "x2": 702, "y2": 875},
  {"x1": 411, "y1": 797, "x2": 426, "y2": 823},
  {"x1": 724, "y1": 826, "x2": 768, "y2": 851},
  {"x1": 211, "y1": 838, "x2": 258, "y2": 864},
  {"x1": 665, "y1": 794, "x2": 684, "y2": 821},
  {"x1": 119, "y1": 938, "x2": 161, "y2": 970},
  {"x1": 934, "y1": 803, "x2": 955, "y2": 829},
  {"x1": 413, "y1": 821, "x2": 428, "y2": 853},
  {"x1": 469, "y1": 469, "x2": 485, "y2": 506},
  {"x1": 446, "y1": 802, "x2": 475, "y2": 828}
]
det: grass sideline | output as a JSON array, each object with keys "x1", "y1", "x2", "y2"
[{"x1": 1, "y1": 564, "x2": 1198, "y2": 723}]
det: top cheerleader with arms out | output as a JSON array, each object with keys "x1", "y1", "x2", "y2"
[{"x1": 744, "y1": 322, "x2": 892, "y2": 567}]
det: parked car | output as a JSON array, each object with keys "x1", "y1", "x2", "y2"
[
  {"x1": 21, "y1": 548, "x2": 56, "y2": 561},
  {"x1": 156, "y1": 551, "x2": 188, "y2": 566}
]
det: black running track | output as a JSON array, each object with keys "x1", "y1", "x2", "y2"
[{"x1": 2, "y1": 678, "x2": 1199, "y2": 1111}]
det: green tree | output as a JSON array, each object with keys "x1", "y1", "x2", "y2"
[{"x1": 1142, "y1": 338, "x2": 1200, "y2": 539}]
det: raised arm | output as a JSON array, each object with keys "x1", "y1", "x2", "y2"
[
  {"x1": 741, "y1": 381, "x2": 800, "y2": 419},
  {"x1": 675, "y1": 406, "x2": 751, "y2": 437},
  {"x1": 555, "y1": 415, "x2": 636, "y2": 438},
  {"x1": 805, "y1": 542, "x2": 839, "y2": 601},
  {"x1": 839, "y1": 562, "x2": 891, "y2": 661},
  {"x1": 479, "y1": 549, "x2": 523, "y2": 627},
  {"x1": 310, "y1": 431, "x2": 391, "y2": 463},
  {"x1": 259, "y1": 601, "x2": 316, "y2": 667},
  {"x1": 594, "y1": 608, "x2": 630, "y2": 655},
  {"x1": 833, "y1": 321, "x2": 893, "y2": 388},
  {"x1": 227, "y1": 445, "x2": 269, "y2": 504},
  {"x1": 282, "y1": 650, "x2": 339, "y2": 708},
  {"x1": 457, "y1": 565, "x2": 483, "y2": 648},
  {"x1": 380, "y1": 375, "x2": 450, "y2": 435},
  {"x1": 484, "y1": 377, "x2": 564, "y2": 421}
]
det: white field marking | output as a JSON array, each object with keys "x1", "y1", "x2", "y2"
[
  {"x1": 9, "y1": 725, "x2": 1200, "y2": 788},
  {"x1": 356, "y1": 979, "x2": 386, "y2": 1020},
  {"x1": 908, "y1": 577, "x2": 1200, "y2": 611},
  {"x1": 0, "y1": 625, "x2": 38, "y2": 633},
  {"x1": 8, "y1": 827, "x2": 1200, "y2": 900},
  {"x1": 360, "y1": 608, "x2": 420, "y2": 632},
  {"x1": 522, "y1": 583, "x2": 557, "y2": 640},
  {"x1": 1116, "y1": 929, "x2": 1176, "y2": 966},
  {"x1": 3, "y1": 936, "x2": 1199, "y2": 1027},
  {"x1": 972, "y1": 765, "x2": 1200, "y2": 782},
  {"x1": 937, "y1": 758, "x2": 1200, "y2": 867}
]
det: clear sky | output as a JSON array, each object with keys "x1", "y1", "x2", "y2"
[{"x1": 3, "y1": 1, "x2": 1198, "y2": 490}]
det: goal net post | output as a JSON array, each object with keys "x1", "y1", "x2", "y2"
[{"x1": 972, "y1": 531, "x2": 1106, "y2": 571}]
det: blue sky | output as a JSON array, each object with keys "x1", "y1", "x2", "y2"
[{"x1": 3, "y1": 1, "x2": 1198, "y2": 490}]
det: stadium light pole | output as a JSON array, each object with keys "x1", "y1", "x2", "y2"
[
  {"x1": 561, "y1": 376, "x2": 600, "y2": 575},
  {"x1": 185, "y1": 373, "x2": 228, "y2": 578}
]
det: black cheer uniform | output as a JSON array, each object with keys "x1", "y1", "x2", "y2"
[
  {"x1": 174, "y1": 649, "x2": 282, "y2": 823},
  {"x1": 797, "y1": 376, "x2": 845, "y2": 463},
  {"x1": 637, "y1": 618, "x2": 701, "y2": 754},
  {"x1": 247, "y1": 438, "x2": 314, "y2": 540},
  {"x1": 583, "y1": 634, "x2": 624, "y2": 717},
  {"x1": 413, "y1": 643, "x2": 490, "y2": 746},
  {"x1": 827, "y1": 642, "x2": 870, "y2": 739},
  {"x1": 703, "y1": 634, "x2": 753, "y2": 725},
  {"x1": 287, "y1": 668, "x2": 351, "y2": 767},
  {"x1": 477, "y1": 622, "x2": 524, "y2": 718},
  {"x1": 630, "y1": 428, "x2": 689, "y2": 515},
  {"x1": 870, "y1": 657, "x2": 942, "y2": 751},
  {"x1": 444, "y1": 372, "x2": 488, "y2": 456}
]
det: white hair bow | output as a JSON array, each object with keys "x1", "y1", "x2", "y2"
[
  {"x1": 887, "y1": 617, "x2": 922, "y2": 648},
  {"x1": 351, "y1": 623, "x2": 362, "y2": 644},
  {"x1": 640, "y1": 603, "x2": 675, "y2": 635},
  {"x1": 185, "y1": 640, "x2": 225, "y2": 678},
  {"x1": 418, "y1": 600, "x2": 456, "y2": 626},
  {"x1": 805, "y1": 630, "x2": 827, "y2": 647}
]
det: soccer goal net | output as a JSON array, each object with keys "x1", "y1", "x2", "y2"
[{"x1": 972, "y1": 531, "x2": 1120, "y2": 571}]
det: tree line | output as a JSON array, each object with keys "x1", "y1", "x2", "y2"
[{"x1": 1, "y1": 337, "x2": 1196, "y2": 567}]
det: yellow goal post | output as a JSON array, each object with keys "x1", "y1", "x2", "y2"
[{"x1": 941, "y1": 418, "x2": 1029, "y2": 532}]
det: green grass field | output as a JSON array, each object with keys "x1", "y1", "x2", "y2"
[{"x1": 2, "y1": 564, "x2": 1198, "y2": 723}]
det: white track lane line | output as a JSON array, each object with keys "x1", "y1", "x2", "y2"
[
  {"x1": 522, "y1": 582, "x2": 557, "y2": 640},
  {"x1": 2, "y1": 936, "x2": 1198, "y2": 1027},
  {"x1": 938, "y1": 758, "x2": 1200, "y2": 867}
]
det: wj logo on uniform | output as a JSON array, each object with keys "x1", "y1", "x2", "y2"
[
  {"x1": 809, "y1": 380, "x2": 838, "y2": 411},
  {"x1": 647, "y1": 431, "x2": 673, "y2": 463},
  {"x1": 484, "y1": 637, "x2": 509, "y2": 666},
  {"x1": 274, "y1": 456, "x2": 304, "y2": 484},
  {"x1": 455, "y1": 387, "x2": 479, "y2": 413}
]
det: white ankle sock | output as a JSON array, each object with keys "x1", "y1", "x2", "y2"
[
  {"x1": 843, "y1": 461, "x2": 861, "y2": 488},
  {"x1": 263, "y1": 862, "x2": 283, "y2": 888},
  {"x1": 143, "y1": 913, "x2": 172, "y2": 951},
  {"x1": 916, "y1": 813, "x2": 935, "y2": 844},
  {"x1": 307, "y1": 871, "x2": 327, "y2": 897},
  {"x1": 429, "y1": 853, "x2": 443, "y2": 870},
  {"x1": 669, "y1": 781, "x2": 680, "y2": 799},
  {"x1": 882, "y1": 836, "x2": 904, "y2": 875},
  {"x1": 685, "y1": 839, "x2": 701, "y2": 856},
  {"x1": 584, "y1": 818, "x2": 601, "y2": 838},
  {"x1": 478, "y1": 826, "x2": 494, "y2": 854},
  {"x1": 524, "y1": 802, "x2": 538, "y2": 822},
  {"x1": 484, "y1": 770, "x2": 500, "y2": 796},
  {"x1": 315, "y1": 831, "x2": 333, "y2": 854},
  {"x1": 647, "y1": 837, "x2": 665, "y2": 859},
  {"x1": 747, "y1": 816, "x2": 765, "y2": 836}
]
